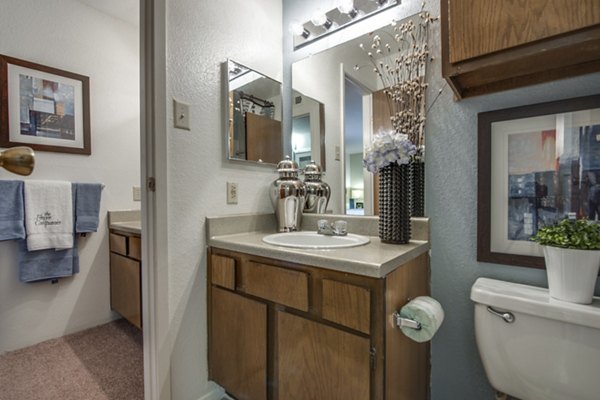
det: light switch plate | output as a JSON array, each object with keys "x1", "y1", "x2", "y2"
[
  {"x1": 227, "y1": 182, "x2": 238, "y2": 204},
  {"x1": 132, "y1": 186, "x2": 141, "y2": 201},
  {"x1": 173, "y1": 99, "x2": 191, "y2": 130},
  {"x1": 335, "y1": 146, "x2": 341, "y2": 161}
]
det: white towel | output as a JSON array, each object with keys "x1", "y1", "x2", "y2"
[{"x1": 24, "y1": 180, "x2": 74, "y2": 251}]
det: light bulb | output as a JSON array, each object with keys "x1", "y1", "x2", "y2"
[
  {"x1": 310, "y1": 10, "x2": 333, "y2": 29},
  {"x1": 289, "y1": 21, "x2": 310, "y2": 38},
  {"x1": 338, "y1": 0, "x2": 358, "y2": 18}
]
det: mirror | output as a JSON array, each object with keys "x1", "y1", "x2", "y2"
[
  {"x1": 226, "y1": 59, "x2": 283, "y2": 164},
  {"x1": 291, "y1": 90, "x2": 325, "y2": 170},
  {"x1": 225, "y1": 60, "x2": 326, "y2": 168},
  {"x1": 292, "y1": 13, "x2": 420, "y2": 215}
]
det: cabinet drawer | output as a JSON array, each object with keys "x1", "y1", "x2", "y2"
[
  {"x1": 322, "y1": 279, "x2": 371, "y2": 334},
  {"x1": 109, "y1": 233, "x2": 127, "y2": 256},
  {"x1": 240, "y1": 261, "x2": 309, "y2": 312},
  {"x1": 211, "y1": 254, "x2": 235, "y2": 290},
  {"x1": 110, "y1": 253, "x2": 141, "y2": 329},
  {"x1": 128, "y1": 236, "x2": 141, "y2": 260}
]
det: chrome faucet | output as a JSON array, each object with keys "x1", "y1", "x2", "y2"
[{"x1": 317, "y1": 219, "x2": 348, "y2": 236}]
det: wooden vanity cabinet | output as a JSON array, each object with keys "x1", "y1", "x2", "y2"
[
  {"x1": 208, "y1": 248, "x2": 430, "y2": 400},
  {"x1": 441, "y1": 0, "x2": 600, "y2": 99},
  {"x1": 109, "y1": 230, "x2": 142, "y2": 329}
]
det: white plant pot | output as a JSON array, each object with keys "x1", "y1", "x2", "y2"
[{"x1": 543, "y1": 245, "x2": 600, "y2": 304}]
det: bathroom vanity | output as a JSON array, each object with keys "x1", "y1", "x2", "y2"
[
  {"x1": 108, "y1": 211, "x2": 142, "y2": 329},
  {"x1": 207, "y1": 214, "x2": 431, "y2": 400}
]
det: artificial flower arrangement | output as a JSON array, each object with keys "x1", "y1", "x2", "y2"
[
  {"x1": 362, "y1": 130, "x2": 416, "y2": 174},
  {"x1": 359, "y1": 10, "x2": 438, "y2": 158}
]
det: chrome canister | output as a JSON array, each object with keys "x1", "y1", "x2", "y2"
[
  {"x1": 270, "y1": 156, "x2": 306, "y2": 232},
  {"x1": 302, "y1": 161, "x2": 330, "y2": 214}
]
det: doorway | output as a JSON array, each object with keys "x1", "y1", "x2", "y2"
[{"x1": 343, "y1": 76, "x2": 374, "y2": 215}]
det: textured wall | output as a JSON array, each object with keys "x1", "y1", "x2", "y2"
[
  {"x1": 165, "y1": 1, "x2": 282, "y2": 398},
  {"x1": 0, "y1": 0, "x2": 140, "y2": 353},
  {"x1": 283, "y1": 0, "x2": 600, "y2": 399},
  {"x1": 426, "y1": 22, "x2": 600, "y2": 400}
]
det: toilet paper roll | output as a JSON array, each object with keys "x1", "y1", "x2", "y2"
[{"x1": 399, "y1": 296, "x2": 444, "y2": 343}]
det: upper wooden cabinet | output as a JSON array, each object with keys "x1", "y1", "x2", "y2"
[{"x1": 441, "y1": 0, "x2": 600, "y2": 99}]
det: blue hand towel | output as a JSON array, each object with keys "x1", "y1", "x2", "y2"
[
  {"x1": 0, "y1": 180, "x2": 26, "y2": 241},
  {"x1": 17, "y1": 238, "x2": 79, "y2": 283},
  {"x1": 74, "y1": 183, "x2": 102, "y2": 233}
]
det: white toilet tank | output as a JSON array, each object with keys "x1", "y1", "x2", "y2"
[{"x1": 471, "y1": 277, "x2": 600, "y2": 400}]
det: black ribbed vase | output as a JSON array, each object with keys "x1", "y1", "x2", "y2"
[
  {"x1": 410, "y1": 158, "x2": 425, "y2": 217},
  {"x1": 378, "y1": 163, "x2": 411, "y2": 244}
]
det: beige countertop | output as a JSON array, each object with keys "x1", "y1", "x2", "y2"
[
  {"x1": 207, "y1": 213, "x2": 430, "y2": 278},
  {"x1": 109, "y1": 220, "x2": 141, "y2": 235},
  {"x1": 108, "y1": 210, "x2": 141, "y2": 235}
]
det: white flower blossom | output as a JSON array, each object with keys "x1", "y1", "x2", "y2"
[{"x1": 362, "y1": 130, "x2": 416, "y2": 174}]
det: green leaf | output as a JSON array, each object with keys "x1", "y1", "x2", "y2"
[{"x1": 530, "y1": 218, "x2": 600, "y2": 250}]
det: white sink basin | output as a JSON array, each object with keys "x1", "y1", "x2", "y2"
[{"x1": 262, "y1": 231, "x2": 370, "y2": 249}]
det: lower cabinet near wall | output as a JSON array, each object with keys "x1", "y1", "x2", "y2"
[
  {"x1": 208, "y1": 248, "x2": 430, "y2": 400},
  {"x1": 109, "y1": 230, "x2": 142, "y2": 329}
]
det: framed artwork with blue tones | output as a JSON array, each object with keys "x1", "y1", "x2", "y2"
[
  {"x1": 478, "y1": 94, "x2": 600, "y2": 268},
  {"x1": 0, "y1": 54, "x2": 90, "y2": 155}
]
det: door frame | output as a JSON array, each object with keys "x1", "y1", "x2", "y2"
[
  {"x1": 141, "y1": 0, "x2": 170, "y2": 399},
  {"x1": 341, "y1": 69, "x2": 374, "y2": 215}
]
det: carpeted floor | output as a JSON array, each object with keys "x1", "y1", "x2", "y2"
[{"x1": 0, "y1": 319, "x2": 143, "y2": 400}]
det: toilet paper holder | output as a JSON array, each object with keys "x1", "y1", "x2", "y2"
[{"x1": 392, "y1": 311, "x2": 422, "y2": 331}]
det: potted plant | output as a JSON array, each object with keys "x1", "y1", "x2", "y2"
[{"x1": 531, "y1": 218, "x2": 600, "y2": 304}]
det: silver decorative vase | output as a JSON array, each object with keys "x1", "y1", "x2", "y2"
[
  {"x1": 270, "y1": 156, "x2": 306, "y2": 232},
  {"x1": 378, "y1": 163, "x2": 411, "y2": 244},
  {"x1": 302, "y1": 161, "x2": 330, "y2": 214}
]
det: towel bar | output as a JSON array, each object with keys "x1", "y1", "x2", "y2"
[{"x1": 392, "y1": 311, "x2": 421, "y2": 330}]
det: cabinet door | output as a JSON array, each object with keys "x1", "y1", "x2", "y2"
[
  {"x1": 210, "y1": 287, "x2": 267, "y2": 400},
  {"x1": 448, "y1": 0, "x2": 600, "y2": 63},
  {"x1": 110, "y1": 253, "x2": 141, "y2": 329},
  {"x1": 276, "y1": 311, "x2": 371, "y2": 400}
]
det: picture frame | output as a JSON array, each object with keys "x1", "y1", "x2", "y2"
[
  {"x1": 477, "y1": 94, "x2": 600, "y2": 269},
  {"x1": 0, "y1": 54, "x2": 90, "y2": 155}
]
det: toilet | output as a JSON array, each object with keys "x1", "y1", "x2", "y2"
[{"x1": 471, "y1": 277, "x2": 600, "y2": 400}]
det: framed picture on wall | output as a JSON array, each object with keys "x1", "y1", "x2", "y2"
[
  {"x1": 0, "y1": 54, "x2": 90, "y2": 155},
  {"x1": 477, "y1": 94, "x2": 600, "y2": 268}
]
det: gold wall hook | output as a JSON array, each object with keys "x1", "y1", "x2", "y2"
[{"x1": 0, "y1": 146, "x2": 35, "y2": 176}]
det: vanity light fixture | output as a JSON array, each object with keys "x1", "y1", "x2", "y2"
[{"x1": 291, "y1": 0, "x2": 400, "y2": 50}]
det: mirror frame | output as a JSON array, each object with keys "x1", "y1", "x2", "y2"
[
  {"x1": 224, "y1": 58, "x2": 283, "y2": 166},
  {"x1": 223, "y1": 59, "x2": 328, "y2": 171}
]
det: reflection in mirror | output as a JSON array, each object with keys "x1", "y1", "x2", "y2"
[
  {"x1": 225, "y1": 60, "x2": 327, "y2": 169},
  {"x1": 292, "y1": 13, "x2": 420, "y2": 215},
  {"x1": 226, "y1": 59, "x2": 283, "y2": 164},
  {"x1": 291, "y1": 90, "x2": 325, "y2": 170}
]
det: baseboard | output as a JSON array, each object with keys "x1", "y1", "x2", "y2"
[{"x1": 197, "y1": 382, "x2": 227, "y2": 400}]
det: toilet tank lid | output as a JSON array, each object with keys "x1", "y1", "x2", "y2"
[{"x1": 471, "y1": 277, "x2": 600, "y2": 330}]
